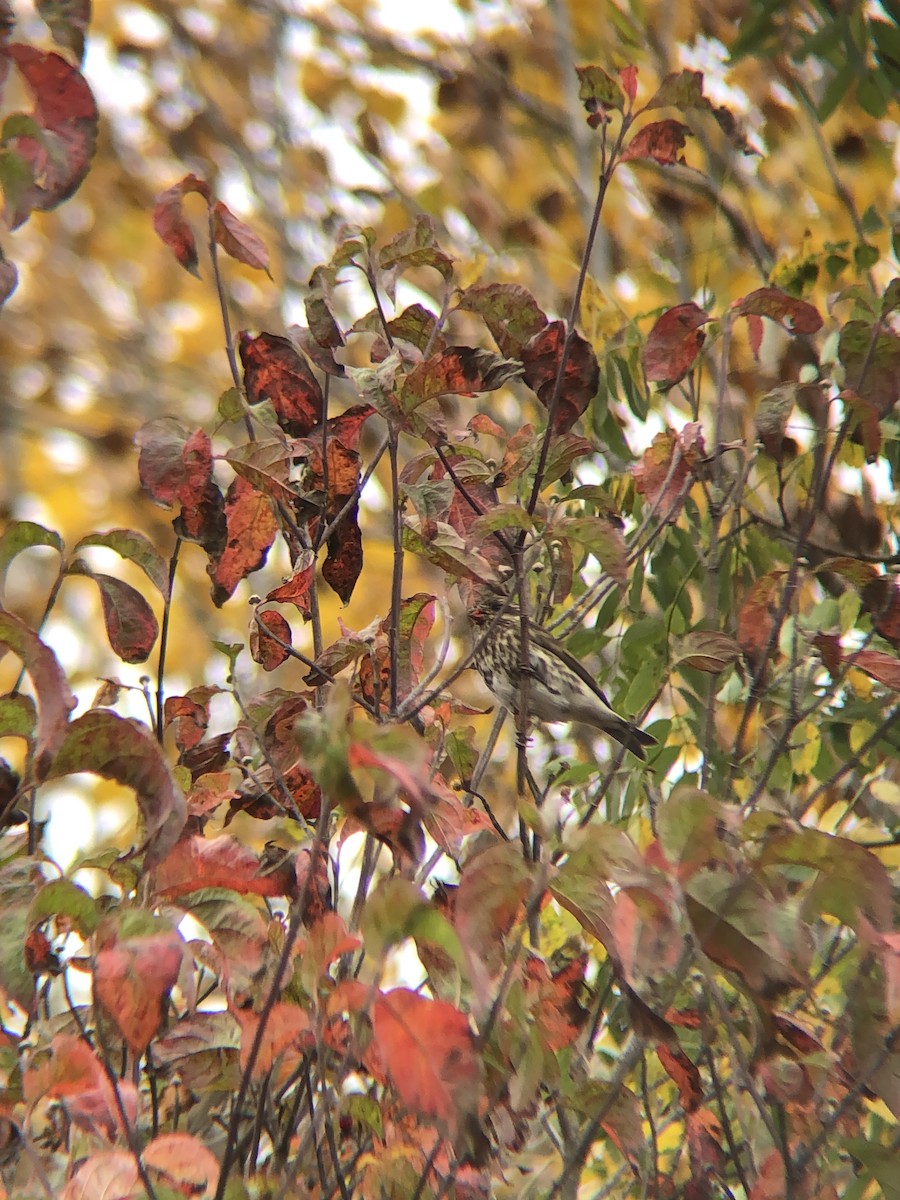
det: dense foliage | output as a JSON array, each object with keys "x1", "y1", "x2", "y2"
[{"x1": 0, "y1": 1, "x2": 899, "y2": 1198}]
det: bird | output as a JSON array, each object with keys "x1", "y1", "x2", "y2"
[{"x1": 469, "y1": 597, "x2": 656, "y2": 760}]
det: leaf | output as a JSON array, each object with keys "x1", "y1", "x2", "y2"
[
  {"x1": 152, "y1": 173, "x2": 210, "y2": 276},
  {"x1": 36, "y1": 0, "x2": 90, "y2": 61},
  {"x1": 633, "y1": 425, "x2": 705, "y2": 523},
  {"x1": 404, "y1": 346, "x2": 523, "y2": 403},
  {"x1": 455, "y1": 842, "x2": 533, "y2": 984},
  {"x1": 521, "y1": 321, "x2": 600, "y2": 433},
  {"x1": 2, "y1": 45, "x2": 98, "y2": 226},
  {"x1": 0, "y1": 519, "x2": 62, "y2": 598},
  {"x1": 46, "y1": 710, "x2": 187, "y2": 869},
  {"x1": 643, "y1": 302, "x2": 710, "y2": 387},
  {"x1": 93, "y1": 912, "x2": 184, "y2": 1053},
  {"x1": 66, "y1": 562, "x2": 159, "y2": 664},
  {"x1": 233, "y1": 1001, "x2": 312, "y2": 1076},
  {"x1": 0, "y1": 244, "x2": 17, "y2": 307},
  {"x1": 370, "y1": 988, "x2": 480, "y2": 1128},
  {"x1": 211, "y1": 200, "x2": 270, "y2": 273},
  {"x1": 208, "y1": 475, "x2": 278, "y2": 607},
  {"x1": 155, "y1": 835, "x2": 296, "y2": 900},
  {"x1": 305, "y1": 267, "x2": 345, "y2": 349},
  {"x1": 674, "y1": 630, "x2": 742, "y2": 673},
  {"x1": 736, "y1": 571, "x2": 787, "y2": 668},
  {"x1": 29, "y1": 878, "x2": 99, "y2": 936},
  {"x1": 622, "y1": 119, "x2": 691, "y2": 165},
  {"x1": 250, "y1": 609, "x2": 292, "y2": 671},
  {"x1": 136, "y1": 422, "x2": 226, "y2": 556},
  {"x1": 646, "y1": 70, "x2": 706, "y2": 110},
  {"x1": 0, "y1": 607, "x2": 75, "y2": 778},
  {"x1": 575, "y1": 64, "x2": 625, "y2": 114},
  {"x1": 839, "y1": 320, "x2": 900, "y2": 417},
  {"x1": 61, "y1": 1152, "x2": 139, "y2": 1200},
  {"x1": 239, "y1": 330, "x2": 323, "y2": 436},
  {"x1": 732, "y1": 288, "x2": 823, "y2": 336},
  {"x1": 0, "y1": 692, "x2": 35, "y2": 740},
  {"x1": 854, "y1": 649, "x2": 900, "y2": 691},
  {"x1": 265, "y1": 549, "x2": 316, "y2": 619},
  {"x1": 143, "y1": 1133, "x2": 220, "y2": 1198},
  {"x1": 377, "y1": 214, "x2": 454, "y2": 302},
  {"x1": 73, "y1": 529, "x2": 169, "y2": 595},
  {"x1": 454, "y1": 282, "x2": 548, "y2": 357},
  {"x1": 557, "y1": 514, "x2": 628, "y2": 588}
]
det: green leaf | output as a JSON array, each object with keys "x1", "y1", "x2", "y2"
[
  {"x1": 0, "y1": 521, "x2": 63, "y2": 599},
  {"x1": 73, "y1": 528, "x2": 169, "y2": 595}
]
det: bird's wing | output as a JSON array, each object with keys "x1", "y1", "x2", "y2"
[{"x1": 529, "y1": 624, "x2": 616, "y2": 706}]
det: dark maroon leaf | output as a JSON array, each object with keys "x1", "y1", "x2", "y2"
[
  {"x1": 0, "y1": 608, "x2": 75, "y2": 779},
  {"x1": 454, "y1": 283, "x2": 548, "y2": 358},
  {"x1": 66, "y1": 562, "x2": 159, "y2": 664},
  {"x1": 208, "y1": 476, "x2": 278, "y2": 607},
  {"x1": 322, "y1": 503, "x2": 363, "y2": 604},
  {"x1": 250, "y1": 611, "x2": 292, "y2": 671},
  {"x1": 136, "y1": 421, "x2": 226, "y2": 557},
  {"x1": 239, "y1": 331, "x2": 323, "y2": 436},
  {"x1": 46, "y1": 710, "x2": 187, "y2": 869},
  {"x1": 211, "y1": 201, "x2": 270, "y2": 274},
  {"x1": 521, "y1": 321, "x2": 599, "y2": 433},
  {"x1": 151, "y1": 174, "x2": 210, "y2": 276},
  {"x1": 2, "y1": 45, "x2": 98, "y2": 226},
  {"x1": 622, "y1": 119, "x2": 691, "y2": 165},
  {"x1": 643, "y1": 302, "x2": 711, "y2": 387}
]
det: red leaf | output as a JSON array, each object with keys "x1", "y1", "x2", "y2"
[
  {"x1": 142, "y1": 1134, "x2": 220, "y2": 1199},
  {"x1": 643, "y1": 302, "x2": 710, "y2": 387},
  {"x1": 137, "y1": 421, "x2": 226, "y2": 556},
  {"x1": 69, "y1": 566, "x2": 159, "y2": 664},
  {"x1": 208, "y1": 476, "x2": 278, "y2": 607},
  {"x1": 152, "y1": 174, "x2": 210, "y2": 277},
  {"x1": 633, "y1": 424, "x2": 706, "y2": 523},
  {"x1": 155, "y1": 834, "x2": 296, "y2": 899},
  {"x1": 732, "y1": 287, "x2": 822, "y2": 336},
  {"x1": 250, "y1": 610, "x2": 292, "y2": 671},
  {"x1": 2, "y1": 46, "x2": 98, "y2": 226},
  {"x1": 0, "y1": 608, "x2": 75, "y2": 778},
  {"x1": 233, "y1": 1001, "x2": 312, "y2": 1076},
  {"x1": 370, "y1": 989, "x2": 480, "y2": 1128},
  {"x1": 619, "y1": 64, "x2": 638, "y2": 101},
  {"x1": 813, "y1": 632, "x2": 843, "y2": 677},
  {"x1": 854, "y1": 649, "x2": 900, "y2": 691},
  {"x1": 656, "y1": 1042, "x2": 703, "y2": 1111},
  {"x1": 211, "y1": 200, "x2": 270, "y2": 273},
  {"x1": 521, "y1": 321, "x2": 599, "y2": 433},
  {"x1": 94, "y1": 917, "x2": 184, "y2": 1053},
  {"x1": 737, "y1": 571, "x2": 787, "y2": 668},
  {"x1": 622, "y1": 119, "x2": 692, "y2": 165},
  {"x1": 239, "y1": 331, "x2": 323, "y2": 436},
  {"x1": 265, "y1": 550, "x2": 315, "y2": 620},
  {"x1": 46, "y1": 710, "x2": 187, "y2": 869},
  {"x1": 454, "y1": 282, "x2": 548, "y2": 357}
]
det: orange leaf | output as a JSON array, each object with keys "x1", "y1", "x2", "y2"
[{"x1": 371, "y1": 988, "x2": 480, "y2": 1129}]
